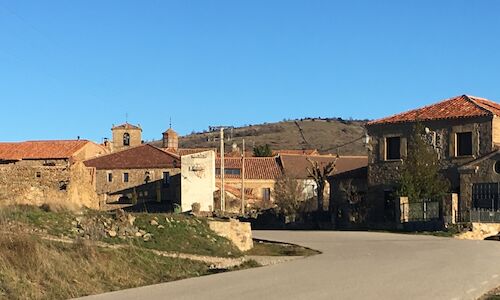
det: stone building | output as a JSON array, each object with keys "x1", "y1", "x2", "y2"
[
  {"x1": 0, "y1": 140, "x2": 107, "y2": 208},
  {"x1": 215, "y1": 156, "x2": 283, "y2": 210},
  {"x1": 365, "y1": 95, "x2": 500, "y2": 222},
  {"x1": 107, "y1": 123, "x2": 142, "y2": 152},
  {"x1": 84, "y1": 144, "x2": 181, "y2": 208}
]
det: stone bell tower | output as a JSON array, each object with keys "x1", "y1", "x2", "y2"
[{"x1": 111, "y1": 123, "x2": 142, "y2": 152}]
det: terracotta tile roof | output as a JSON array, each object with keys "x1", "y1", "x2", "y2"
[
  {"x1": 85, "y1": 144, "x2": 179, "y2": 170},
  {"x1": 0, "y1": 140, "x2": 91, "y2": 160},
  {"x1": 273, "y1": 149, "x2": 319, "y2": 156},
  {"x1": 215, "y1": 157, "x2": 283, "y2": 180},
  {"x1": 367, "y1": 95, "x2": 500, "y2": 125},
  {"x1": 112, "y1": 123, "x2": 142, "y2": 130},
  {"x1": 280, "y1": 154, "x2": 368, "y2": 179},
  {"x1": 162, "y1": 148, "x2": 216, "y2": 156}
]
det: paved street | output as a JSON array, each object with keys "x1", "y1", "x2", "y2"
[{"x1": 81, "y1": 231, "x2": 500, "y2": 300}]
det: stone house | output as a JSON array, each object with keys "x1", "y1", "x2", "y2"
[
  {"x1": 84, "y1": 144, "x2": 181, "y2": 208},
  {"x1": 215, "y1": 156, "x2": 283, "y2": 210},
  {"x1": 0, "y1": 140, "x2": 107, "y2": 208},
  {"x1": 365, "y1": 94, "x2": 500, "y2": 222}
]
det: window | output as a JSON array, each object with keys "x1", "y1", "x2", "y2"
[
  {"x1": 456, "y1": 132, "x2": 472, "y2": 156},
  {"x1": 144, "y1": 171, "x2": 151, "y2": 183},
  {"x1": 123, "y1": 172, "x2": 129, "y2": 183},
  {"x1": 163, "y1": 172, "x2": 170, "y2": 187},
  {"x1": 215, "y1": 168, "x2": 241, "y2": 175},
  {"x1": 262, "y1": 188, "x2": 271, "y2": 202},
  {"x1": 495, "y1": 161, "x2": 500, "y2": 174},
  {"x1": 107, "y1": 172, "x2": 113, "y2": 182},
  {"x1": 123, "y1": 133, "x2": 130, "y2": 146},
  {"x1": 35, "y1": 171, "x2": 41, "y2": 178},
  {"x1": 386, "y1": 137, "x2": 401, "y2": 160}
]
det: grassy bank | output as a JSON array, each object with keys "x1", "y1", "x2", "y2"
[{"x1": 0, "y1": 234, "x2": 212, "y2": 300}]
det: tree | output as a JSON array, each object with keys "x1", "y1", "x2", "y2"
[
  {"x1": 274, "y1": 175, "x2": 302, "y2": 218},
  {"x1": 307, "y1": 157, "x2": 337, "y2": 211},
  {"x1": 253, "y1": 144, "x2": 273, "y2": 157},
  {"x1": 398, "y1": 123, "x2": 450, "y2": 202}
]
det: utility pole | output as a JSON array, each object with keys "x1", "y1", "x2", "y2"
[
  {"x1": 220, "y1": 128, "x2": 225, "y2": 212},
  {"x1": 241, "y1": 139, "x2": 245, "y2": 215}
]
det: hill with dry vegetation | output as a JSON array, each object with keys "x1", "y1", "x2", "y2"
[{"x1": 157, "y1": 118, "x2": 368, "y2": 156}]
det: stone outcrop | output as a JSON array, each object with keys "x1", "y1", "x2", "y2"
[{"x1": 208, "y1": 218, "x2": 253, "y2": 251}]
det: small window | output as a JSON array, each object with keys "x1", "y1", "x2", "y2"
[
  {"x1": 35, "y1": 171, "x2": 41, "y2": 178},
  {"x1": 107, "y1": 172, "x2": 113, "y2": 182},
  {"x1": 123, "y1": 172, "x2": 129, "y2": 183},
  {"x1": 494, "y1": 161, "x2": 500, "y2": 174},
  {"x1": 456, "y1": 132, "x2": 472, "y2": 156},
  {"x1": 262, "y1": 188, "x2": 271, "y2": 202},
  {"x1": 123, "y1": 133, "x2": 130, "y2": 146},
  {"x1": 386, "y1": 137, "x2": 401, "y2": 160},
  {"x1": 163, "y1": 172, "x2": 170, "y2": 187},
  {"x1": 144, "y1": 171, "x2": 151, "y2": 183}
]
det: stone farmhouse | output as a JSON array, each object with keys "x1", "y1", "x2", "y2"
[
  {"x1": 84, "y1": 143, "x2": 182, "y2": 208},
  {"x1": 0, "y1": 140, "x2": 107, "y2": 209},
  {"x1": 365, "y1": 94, "x2": 500, "y2": 224}
]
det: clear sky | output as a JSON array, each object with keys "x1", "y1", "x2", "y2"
[{"x1": 1, "y1": 0, "x2": 500, "y2": 142}]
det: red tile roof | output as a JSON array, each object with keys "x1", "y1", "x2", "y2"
[
  {"x1": 0, "y1": 140, "x2": 91, "y2": 160},
  {"x1": 85, "y1": 144, "x2": 179, "y2": 170},
  {"x1": 215, "y1": 157, "x2": 283, "y2": 180},
  {"x1": 273, "y1": 149, "x2": 319, "y2": 156},
  {"x1": 367, "y1": 95, "x2": 500, "y2": 125},
  {"x1": 112, "y1": 123, "x2": 142, "y2": 130},
  {"x1": 280, "y1": 154, "x2": 368, "y2": 179},
  {"x1": 162, "y1": 148, "x2": 216, "y2": 156}
]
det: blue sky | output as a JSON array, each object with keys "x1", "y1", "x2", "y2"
[{"x1": 1, "y1": 0, "x2": 500, "y2": 142}]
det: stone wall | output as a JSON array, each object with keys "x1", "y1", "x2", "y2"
[
  {"x1": 208, "y1": 218, "x2": 253, "y2": 251},
  {"x1": 94, "y1": 167, "x2": 181, "y2": 205},
  {"x1": 459, "y1": 152, "x2": 500, "y2": 218},
  {"x1": 0, "y1": 160, "x2": 98, "y2": 209}
]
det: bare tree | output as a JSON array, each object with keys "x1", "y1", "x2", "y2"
[
  {"x1": 274, "y1": 175, "x2": 302, "y2": 218},
  {"x1": 307, "y1": 158, "x2": 337, "y2": 211}
]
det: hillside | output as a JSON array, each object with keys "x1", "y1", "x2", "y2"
[{"x1": 177, "y1": 118, "x2": 368, "y2": 156}]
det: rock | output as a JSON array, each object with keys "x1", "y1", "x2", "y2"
[
  {"x1": 157, "y1": 225, "x2": 165, "y2": 229},
  {"x1": 143, "y1": 233, "x2": 152, "y2": 241},
  {"x1": 135, "y1": 231, "x2": 143, "y2": 237},
  {"x1": 107, "y1": 230, "x2": 117, "y2": 237},
  {"x1": 139, "y1": 229, "x2": 147, "y2": 235},
  {"x1": 165, "y1": 217, "x2": 171, "y2": 223},
  {"x1": 71, "y1": 221, "x2": 78, "y2": 226},
  {"x1": 150, "y1": 219, "x2": 159, "y2": 226}
]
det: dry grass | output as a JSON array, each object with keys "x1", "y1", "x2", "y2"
[
  {"x1": 0, "y1": 234, "x2": 211, "y2": 300},
  {"x1": 151, "y1": 119, "x2": 367, "y2": 155}
]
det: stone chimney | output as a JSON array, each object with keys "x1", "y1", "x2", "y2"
[{"x1": 162, "y1": 128, "x2": 179, "y2": 150}]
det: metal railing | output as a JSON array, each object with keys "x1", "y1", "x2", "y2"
[
  {"x1": 470, "y1": 209, "x2": 500, "y2": 223},
  {"x1": 401, "y1": 201, "x2": 440, "y2": 222}
]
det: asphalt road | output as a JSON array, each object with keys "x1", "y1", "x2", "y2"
[{"x1": 80, "y1": 231, "x2": 500, "y2": 300}]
